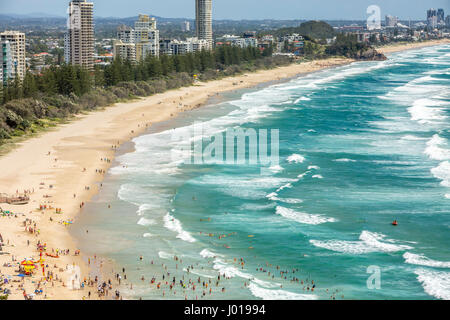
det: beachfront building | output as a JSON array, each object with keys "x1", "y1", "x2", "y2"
[
  {"x1": 385, "y1": 15, "x2": 399, "y2": 27},
  {"x1": 183, "y1": 21, "x2": 191, "y2": 32},
  {"x1": 446, "y1": 15, "x2": 450, "y2": 27},
  {"x1": 168, "y1": 39, "x2": 192, "y2": 55},
  {"x1": 427, "y1": 9, "x2": 438, "y2": 29},
  {"x1": 196, "y1": 0, "x2": 213, "y2": 49},
  {"x1": 113, "y1": 25, "x2": 136, "y2": 62},
  {"x1": 113, "y1": 40, "x2": 136, "y2": 62},
  {"x1": 113, "y1": 15, "x2": 160, "y2": 62},
  {"x1": 117, "y1": 24, "x2": 135, "y2": 43},
  {"x1": 0, "y1": 40, "x2": 13, "y2": 86},
  {"x1": 159, "y1": 37, "x2": 210, "y2": 55},
  {"x1": 261, "y1": 35, "x2": 275, "y2": 44},
  {"x1": 437, "y1": 9, "x2": 445, "y2": 24},
  {"x1": 134, "y1": 14, "x2": 160, "y2": 60},
  {"x1": 189, "y1": 37, "x2": 211, "y2": 52},
  {"x1": 64, "y1": 0, "x2": 95, "y2": 70},
  {"x1": 0, "y1": 31, "x2": 26, "y2": 81},
  {"x1": 159, "y1": 39, "x2": 173, "y2": 55},
  {"x1": 216, "y1": 35, "x2": 258, "y2": 48}
]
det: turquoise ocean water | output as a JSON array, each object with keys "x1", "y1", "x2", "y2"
[{"x1": 71, "y1": 44, "x2": 450, "y2": 300}]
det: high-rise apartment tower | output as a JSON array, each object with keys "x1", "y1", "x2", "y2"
[
  {"x1": 0, "y1": 31, "x2": 26, "y2": 81},
  {"x1": 196, "y1": 0, "x2": 213, "y2": 48},
  {"x1": 64, "y1": 0, "x2": 94, "y2": 69}
]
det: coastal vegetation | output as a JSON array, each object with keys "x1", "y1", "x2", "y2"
[
  {"x1": 326, "y1": 34, "x2": 387, "y2": 60},
  {"x1": 0, "y1": 45, "x2": 290, "y2": 145},
  {"x1": 271, "y1": 20, "x2": 337, "y2": 40},
  {"x1": 274, "y1": 21, "x2": 386, "y2": 61},
  {"x1": 0, "y1": 21, "x2": 395, "y2": 146}
]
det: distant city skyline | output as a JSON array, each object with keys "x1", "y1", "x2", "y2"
[{"x1": 1, "y1": 0, "x2": 449, "y2": 20}]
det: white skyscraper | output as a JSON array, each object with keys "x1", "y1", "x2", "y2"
[
  {"x1": 385, "y1": 15, "x2": 399, "y2": 27},
  {"x1": 0, "y1": 31, "x2": 26, "y2": 81},
  {"x1": 196, "y1": 0, "x2": 213, "y2": 48},
  {"x1": 183, "y1": 21, "x2": 191, "y2": 32},
  {"x1": 65, "y1": 0, "x2": 94, "y2": 69},
  {"x1": 427, "y1": 9, "x2": 438, "y2": 28},
  {"x1": 134, "y1": 14, "x2": 160, "y2": 60}
]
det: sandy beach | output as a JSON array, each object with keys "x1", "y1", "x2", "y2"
[
  {"x1": 0, "y1": 39, "x2": 448, "y2": 300},
  {"x1": 377, "y1": 39, "x2": 450, "y2": 54}
]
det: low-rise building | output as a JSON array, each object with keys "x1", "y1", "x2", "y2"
[
  {"x1": 113, "y1": 40, "x2": 136, "y2": 62},
  {"x1": 216, "y1": 34, "x2": 258, "y2": 48},
  {"x1": 159, "y1": 37, "x2": 210, "y2": 56},
  {"x1": 113, "y1": 15, "x2": 160, "y2": 62},
  {"x1": 385, "y1": 15, "x2": 399, "y2": 27}
]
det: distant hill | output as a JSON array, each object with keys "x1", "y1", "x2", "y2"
[
  {"x1": 271, "y1": 20, "x2": 337, "y2": 40},
  {"x1": 0, "y1": 13, "x2": 64, "y2": 19},
  {"x1": 0, "y1": 14, "x2": 304, "y2": 38}
]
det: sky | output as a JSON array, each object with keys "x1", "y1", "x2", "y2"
[{"x1": 1, "y1": 0, "x2": 449, "y2": 20}]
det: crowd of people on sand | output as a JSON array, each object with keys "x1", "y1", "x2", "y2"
[
  {"x1": 0, "y1": 149, "x2": 122, "y2": 300},
  {"x1": 1, "y1": 222, "x2": 124, "y2": 301},
  {"x1": 23, "y1": 219, "x2": 40, "y2": 236}
]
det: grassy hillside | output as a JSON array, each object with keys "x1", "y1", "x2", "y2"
[{"x1": 269, "y1": 20, "x2": 336, "y2": 40}]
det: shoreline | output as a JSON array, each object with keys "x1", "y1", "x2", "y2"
[
  {"x1": 0, "y1": 39, "x2": 448, "y2": 300},
  {"x1": 376, "y1": 39, "x2": 450, "y2": 54}
]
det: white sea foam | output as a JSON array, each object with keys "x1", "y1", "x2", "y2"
[
  {"x1": 137, "y1": 204, "x2": 154, "y2": 216},
  {"x1": 408, "y1": 98, "x2": 447, "y2": 124},
  {"x1": 445, "y1": 194, "x2": 450, "y2": 199},
  {"x1": 279, "y1": 198, "x2": 303, "y2": 204},
  {"x1": 431, "y1": 161, "x2": 450, "y2": 187},
  {"x1": 276, "y1": 206, "x2": 336, "y2": 225},
  {"x1": 212, "y1": 259, "x2": 287, "y2": 294},
  {"x1": 415, "y1": 268, "x2": 450, "y2": 300},
  {"x1": 158, "y1": 251, "x2": 174, "y2": 260},
  {"x1": 310, "y1": 231, "x2": 413, "y2": 254},
  {"x1": 425, "y1": 135, "x2": 450, "y2": 161},
  {"x1": 294, "y1": 96, "x2": 311, "y2": 103},
  {"x1": 143, "y1": 233, "x2": 153, "y2": 238},
  {"x1": 248, "y1": 282, "x2": 318, "y2": 300},
  {"x1": 297, "y1": 171, "x2": 311, "y2": 179},
  {"x1": 266, "y1": 192, "x2": 278, "y2": 199},
  {"x1": 312, "y1": 174, "x2": 323, "y2": 179},
  {"x1": 192, "y1": 175, "x2": 296, "y2": 189},
  {"x1": 137, "y1": 217, "x2": 156, "y2": 226},
  {"x1": 213, "y1": 258, "x2": 253, "y2": 279},
  {"x1": 251, "y1": 278, "x2": 281, "y2": 289},
  {"x1": 404, "y1": 252, "x2": 450, "y2": 268},
  {"x1": 333, "y1": 158, "x2": 356, "y2": 162},
  {"x1": 276, "y1": 183, "x2": 293, "y2": 192},
  {"x1": 287, "y1": 154, "x2": 305, "y2": 163},
  {"x1": 200, "y1": 249, "x2": 223, "y2": 259},
  {"x1": 183, "y1": 268, "x2": 215, "y2": 279},
  {"x1": 190, "y1": 175, "x2": 297, "y2": 200},
  {"x1": 401, "y1": 135, "x2": 426, "y2": 141},
  {"x1": 240, "y1": 202, "x2": 277, "y2": 210},
  {"x1": 163, "y1": 213, "x2": 196, "y2": 243},
  {"x1": 269, "y1": 165, "x2": 284, "y2": 173},
  {"x1": 267, "y1": 193, "x2": 303, "y2": 204}
]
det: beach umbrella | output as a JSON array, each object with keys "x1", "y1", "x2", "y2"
[{"x1": 20, "y1": 259, "x2": 36, "y2": 275}]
